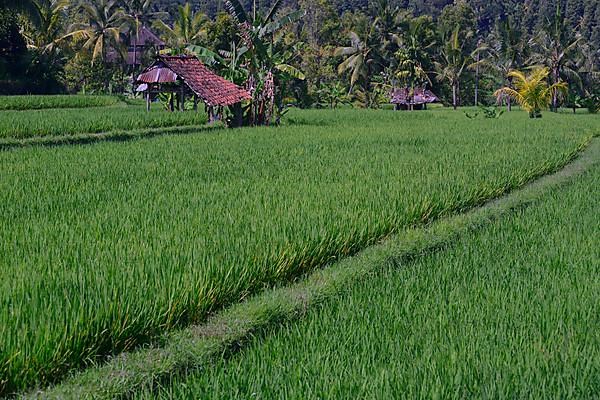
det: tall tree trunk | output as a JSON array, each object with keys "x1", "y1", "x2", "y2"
[
  {"x1": 474, "y1": 52, "x2": 480, "y2": 106},
  {"x1": 505, "y1": 77, "x2": 512, "y2": 111},
  {"x1": 552, "y1": 67, "x2": 559, "y2": 112},
  {"x1": 452, "y1": 82, "x2": 457, "y2": 110},
  {"x1": 133, "y1": 18, "x2": 139, "y2": 71}
]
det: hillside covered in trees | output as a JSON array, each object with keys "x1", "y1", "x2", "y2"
[{"x1": 190, "y1": 0, "x2": 600, "y2": 42}]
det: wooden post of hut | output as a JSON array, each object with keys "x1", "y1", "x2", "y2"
[
  {"x1": 179, "y1": 86, "x2": 185, "y2": 111},
  {"x1": 193, "y1": 94, "x2": 198, "y2": 112}
]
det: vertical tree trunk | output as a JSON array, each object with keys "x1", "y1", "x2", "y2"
[
  {"x1": 452, "y1": 82, "x2": 457, "y2": 110},
  {"x1": 133, "y1": 19, "x2": 138, "y2": 77},
  {"x1": 505, "y1": 77, "x2": 512, "y2": 111},
  {"x1": 475, "y1": 51, "x2": 480, "y2": 106},
  {"x1": 552, "y1": 67, "x2": 559, "y2": 112}
]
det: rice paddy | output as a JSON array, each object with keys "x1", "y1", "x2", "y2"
[
  {"x1": 0, "y1": 105, "x2": 207, "y2": 140},
  {"x1": 135, "y1": 156, "x2": 600, "y2": 400},
  {"x1": 0, "y1": 106, "x2": 598, "y2": 396},
  {"x1": 0, "y1": 95, "x2": 120, "y2": 111}
]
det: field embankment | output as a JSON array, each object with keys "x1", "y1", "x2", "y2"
[{"x1": 0, "y1": 108, "x2": 597, "y2": 396}]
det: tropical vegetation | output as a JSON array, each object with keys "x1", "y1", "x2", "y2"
[
  {"x1": 1, "y1": 0, "x2": 600, "y2": 397},
  {"x1": 494, "y1": 68, "x2": 568, "y2": 118},
  {"x1": 1, "y1": 0, "x2": 598, "y2": 111}
]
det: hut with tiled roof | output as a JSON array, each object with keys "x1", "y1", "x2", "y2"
[
  {"x1": 390, "y1": 87, "x2": 439, "y2": 110},
  {"x1": 135, "y1": 55, "x2": 251, "y2": 123}
]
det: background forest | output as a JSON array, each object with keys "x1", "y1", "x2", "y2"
[{"x1": 1, "y1": 0, "x2": 598, "y2": 110}]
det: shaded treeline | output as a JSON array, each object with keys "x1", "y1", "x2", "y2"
[{"x1": 0, "y1": 0, "x2": 598, "y2": 112}]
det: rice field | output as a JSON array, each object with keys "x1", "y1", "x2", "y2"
[
  {"x1": 0, "y1": 105, "x2": 207, "y2": 140},
  {"x1": 0, "y1": 95, "x2": 120, "y2": 111},
  {"x1": 0, "y1": 107, "x2": 598, "y2": 396},
  {"x1": 136, "y1": 161, "x2": 600, "y2": 399}
]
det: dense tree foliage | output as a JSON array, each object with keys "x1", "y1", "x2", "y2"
[{"x1": 0, "y1": 0, "x2": 598, "y2": 111}]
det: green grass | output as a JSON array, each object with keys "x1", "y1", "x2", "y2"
[
  {"x1": 0, "y1": 108, "x2": 597, "y2": 396},
  {"x1": 0, "y1": 105, "x2": 207, "y2": 139},
  {"x1": 29, "y1": 138, "x2": 599, "y2": 400},
  {"x1": 0, "y1": 95, "x2": 120, "y2": 111},
  {"x1": 135, "y1": 156, "x2": 600, "y2": 400}
]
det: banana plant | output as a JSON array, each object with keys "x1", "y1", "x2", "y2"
[
  {"x1": 224, "y1": 0, "x2": 305, "y2": 125},
  {"x1": 61, "y1": 0, "x2": 131, "y2": 66}
]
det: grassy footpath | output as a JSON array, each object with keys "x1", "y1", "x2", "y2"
[
  {"x1": 2, "y1": 109, "x2": 597, "y2": 395},
  {"x1": 27, "y1": 138, "x2": 599, "y2": 399},
  {"x1": 133, "y1": 141, "x2": 600, "y2": 400}
]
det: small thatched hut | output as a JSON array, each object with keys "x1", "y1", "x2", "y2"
[
  {"x1": 390, "y1": 87, "x2": 439, "y2": 110},
  {"x1": 135, "y1": 55, "x2": 250, "y2": 123}
]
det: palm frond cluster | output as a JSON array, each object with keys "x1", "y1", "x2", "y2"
[{"x1": 1, "y1": 0, "x2": 599, "y2": 114}]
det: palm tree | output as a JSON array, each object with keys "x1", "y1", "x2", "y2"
[
  {"x1": 335, "y1": 22, "x2": 383, "y2": 109},
  {"x1": 530, "y1": 6, "x2": 583, "y2": 112},
  {"x1": 21, "y1": 0, "x2": 68, "y2": 54},
  {"x1": 62, "y1": 0, "x2": 131, "y2": 65},
  {"x1": 481, "y1": 18, "x2": 528, "y2": 111},
  {"x1": 335, "y1": 31, "x2": 372, "y2": 92},
  {"x1": 123, "y1": 0, "x2": 167, "y2": 68},
  {"x1": 393, "y1": 16, "x2": 436, "y2": 109},
  {"x1": 494, "y1": 68, "x2": 568, "y2": 118},
  {"x1": 434, "y1": 26, "x2": 475, "y2": 110},
  {"x1": 371, "y1": 0, "x2": 402, "y2": 59},
  {"x1": 153, "y1": 3, "x2": 208, "y2": 53}
]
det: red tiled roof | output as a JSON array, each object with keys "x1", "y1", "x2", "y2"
[
  {"x1": 391, "y1": 87, "x2": 439, "y2": 105},
  {"x1": 135, "y1": 56, "x2": 251, "y2": 106}
]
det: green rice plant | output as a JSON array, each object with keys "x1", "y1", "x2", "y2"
[
  {"x1": 0, "y1": 95, "x2": 120, "y2": 111},
  {"x1": 0, "y1": 108, "x2": 597, "y2": 396},
  {"x1": 0, "y1": 106, "x2": 208, "y2": 139},
  {"x1": 135, "y1": 162, "x2": 600, "y2": 400}
]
